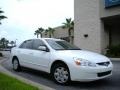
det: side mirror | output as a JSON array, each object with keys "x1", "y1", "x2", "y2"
[{"x1": 38, "y1": 46, "x2": 49, "y2": 52}]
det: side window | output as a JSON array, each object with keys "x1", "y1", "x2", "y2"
[
  {"x1": 25, "y1": 40, "x2": 33, "y2": 49},
  {"x1": 19, "y1": 41, "x2": 26, "y2": 48},
  {"x1": 19, "y1": 40, "x2": 33, "y2": 49},
  {"x1": 33, "y1": 40, "x2": 45, "y2": 50}
]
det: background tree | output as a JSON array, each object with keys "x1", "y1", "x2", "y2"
[
  {"x1": 0, "y1": 9, "x2": 7, "y2": 56},
  {"x1": 34, "y1": 30, "x2": 39, "y2": 38},
  {"x1": 38, "y1": 27, "x2": 44, "y2": 38},
  {"x1": 34, "y1": 27, "x2": 44, "y2": 38},
  {"x1": 5, "y1": 40, "x2": 9, "y2": 48},
  {"x1": 0, "y1": 38, "x2": 9, "y2": 48},
  {"x1": 62, "y1": 18, "x2": 74, "y2": 43},
  {"x1": 1, "y1": 38, "x2": 6, "y2": 48},
  {"x1": 46, "y1": 27, "x2": 55, "y2": 38},
  {"x1": 10, "y1": 41, "x2": 15, "y2": 47},
  {"x1": 0, "y1": 8, "x2": 7, "y2": 24},
  {"x1": 44, "y1": 29, "x2": 48, "y2": 36}
]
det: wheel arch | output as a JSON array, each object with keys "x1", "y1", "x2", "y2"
[
  {"x1": 50, "y1": 60, "x2": 70, "y2": 74},
  {"x1": 12, "y1": 56, "x2": 19, "y2": 64}
]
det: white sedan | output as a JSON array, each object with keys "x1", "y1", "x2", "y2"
[{"x1": 11, "y1": 38, "x2": 113, "y2": 84}]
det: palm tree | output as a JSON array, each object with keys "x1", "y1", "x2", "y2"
[
  {"x1": 44, "y1": 29, "x2": 48, "y2": 37},
  {"x1": 34, "y1": 30, "x2": 39, "y2": 38},
  {"x1": 5, "y1": 40, "x2": 9, "y2": 48},
  {"x1": 62, "y1": 18, "x2": 74, "y2": 43},
  {"x1": 46, "y1": 27, "x2": 55, "y2": 38},
  {"x1": 34, "y1": 27, "x2": 44, "y2": 38},
  {"x1": 1, "y1": 38, "x2": 6, "y2": 48},
  {"x1": 38, "y1": 27, "x2": 44, "y2": 38},
  {"x1": 10, "y1": 41, "x2": 15, "y2": 47},
  {"x1": 0, "y1": 8, "x2": 7, "y2": 24}
]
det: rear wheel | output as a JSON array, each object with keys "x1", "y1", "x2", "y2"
[
  {"x1": 12, "y1": 58, "x2": 21, "y2": 71},
  {"x1": 51, "y1": 63, "x2": 70, "y2": 85}
]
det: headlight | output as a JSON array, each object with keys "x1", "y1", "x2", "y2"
[{"x1": 73, "y1": 57, "x2": 96, "y2": 67}]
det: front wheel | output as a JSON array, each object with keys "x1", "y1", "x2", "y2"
[
  {"x1": 52, "y1": 64, "x2": 70, "y2": 85},
  {"x1": 12, "y1": 58, "x2": 21, "y2": 71}
]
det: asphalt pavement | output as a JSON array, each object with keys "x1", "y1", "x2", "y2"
[{"x1": 1, "y1": 51, "x2": 120, "y2": 90}]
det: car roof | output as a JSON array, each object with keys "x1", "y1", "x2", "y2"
[
  {"x1": 18, "y1": 38, "x2": 64, "y2": 47},
  {"x1": 30, "y1": 38, "x2": 62, "y2": 41}
]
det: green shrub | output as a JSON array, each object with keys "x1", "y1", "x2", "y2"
[{"x1": 106, "y1": 44, "x2": 120, "y2": 58}]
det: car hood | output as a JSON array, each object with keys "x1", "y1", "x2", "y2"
[{"x1": 57, "y1": 50, "x2": 110, "y2": 63}]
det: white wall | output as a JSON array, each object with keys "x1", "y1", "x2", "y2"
[{"x1": 74, "y1": 0, "x2": 102, "y2": 53}]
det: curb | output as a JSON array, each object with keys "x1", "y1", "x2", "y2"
[{"x1": 0, "y1": 59, "x2": 55, "y2": 90}]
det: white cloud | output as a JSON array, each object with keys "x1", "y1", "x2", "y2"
[
  {"x1": 0, "y1": 0, "x2": 74, "y2": 43},
  {"x1": 0, "y1": 30, "x2": 8, "y2": 38}
]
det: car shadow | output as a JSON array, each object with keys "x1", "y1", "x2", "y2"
[
  {"x1": 20, "y1": 67, "x2": 114, "y2": 89},
  {"x1": 21, "y1": 67, "x2": 52, "y2": 80},
  {"x1": 2, "y1": 60, "x2": 120, "y2": 90},
  {"x1": 69, "y1": 79, "x2": 111, "y2": 89}
]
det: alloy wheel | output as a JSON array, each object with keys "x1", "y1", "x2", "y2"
[{"x1": 54, "y1": 67, "x2": 69, "y2": 84}]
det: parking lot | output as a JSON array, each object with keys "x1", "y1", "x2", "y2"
[{"x1": 1, "y1": 51, "x2": 120, "y2": 90}]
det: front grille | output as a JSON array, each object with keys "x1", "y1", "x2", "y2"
[
  {"x1": 97, "y1": 61, "x2": 110, "y2": 66},
  {"x1": 97, "y1": 71, "x2": 111, "y2": 77}
]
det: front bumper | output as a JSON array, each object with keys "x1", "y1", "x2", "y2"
[{"x1": 69, "y1": 62, "x2": 113, "y2": 82}]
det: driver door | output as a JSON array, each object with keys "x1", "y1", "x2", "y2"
[{"x1": 30, "y1": 39, "x2": 50, "y2": 72}]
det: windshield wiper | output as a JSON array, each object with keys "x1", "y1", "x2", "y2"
[
  {"x1": 68, "y1": 48, "x2": 81, "y2": 50},
  {"x1": 56, "y1": 48, "x2": 81, "y2": 50},
  {"x1": 55, "y1": 49, "x2": 66, "y2": 50}
]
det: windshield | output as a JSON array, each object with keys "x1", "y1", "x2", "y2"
[{"x1": 45, "y1": 39, "x2": 81, "y2": 50}]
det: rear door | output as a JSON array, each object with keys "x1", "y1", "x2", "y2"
[{"x1": 18, "y1": 40, "x2": 34, "y2": 67}]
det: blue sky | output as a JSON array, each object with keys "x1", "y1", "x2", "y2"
[{"x1": 0, "y1": 0, "x2": 74, "y2": 45}]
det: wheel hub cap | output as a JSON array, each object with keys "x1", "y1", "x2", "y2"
[
  {"x1": 13, "y1": 60, "x2": 18, "y2": 69},
  {"x1": 54, "y1": 67, "x2": 69, "y2": 83}
]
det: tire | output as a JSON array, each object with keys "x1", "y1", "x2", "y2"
[
  {"x1": 12, "y1": 58, "x2": 21, "y2": 71},
  {"x1": 51, "y1": 63, "x2": 70, "y2": 85}
]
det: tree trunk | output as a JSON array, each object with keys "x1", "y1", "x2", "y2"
[
  {"x1": 49, "y1": 34, "x2": 51, "y2": 38},
  {"x1": 37, "y1": 34, "x2": 39, "y2": 38},
  {"x1": 68, "y1": 29, "x2": 71, "y2": 43},
  {"x1": 41, "y1": 34, "x2": 42, "y2": 38}
]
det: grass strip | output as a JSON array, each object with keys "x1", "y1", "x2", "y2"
[{"x1": 0, "y1": 72, "x2": 40, "y2": 90}]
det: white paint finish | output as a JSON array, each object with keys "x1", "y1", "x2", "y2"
[
  {"x1": 28, "y1": 49, "x2": 50, "y2": 72},
  {"x1": 11, "y1": 38, "x2": 113, "y2": 82}
]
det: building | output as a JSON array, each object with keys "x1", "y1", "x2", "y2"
[
  {"x1": 43, "y1": 0, "x2": 120, "y2": 54},
  {"x1": 74, "y1": 0, "x2": 120, "y2": 53},
  {"x1": 43, "y1": 26, "x2": 74, "y2": 44},
  {"x1": 43, "y1": 26, "x2": 68, "y2": 39}
]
